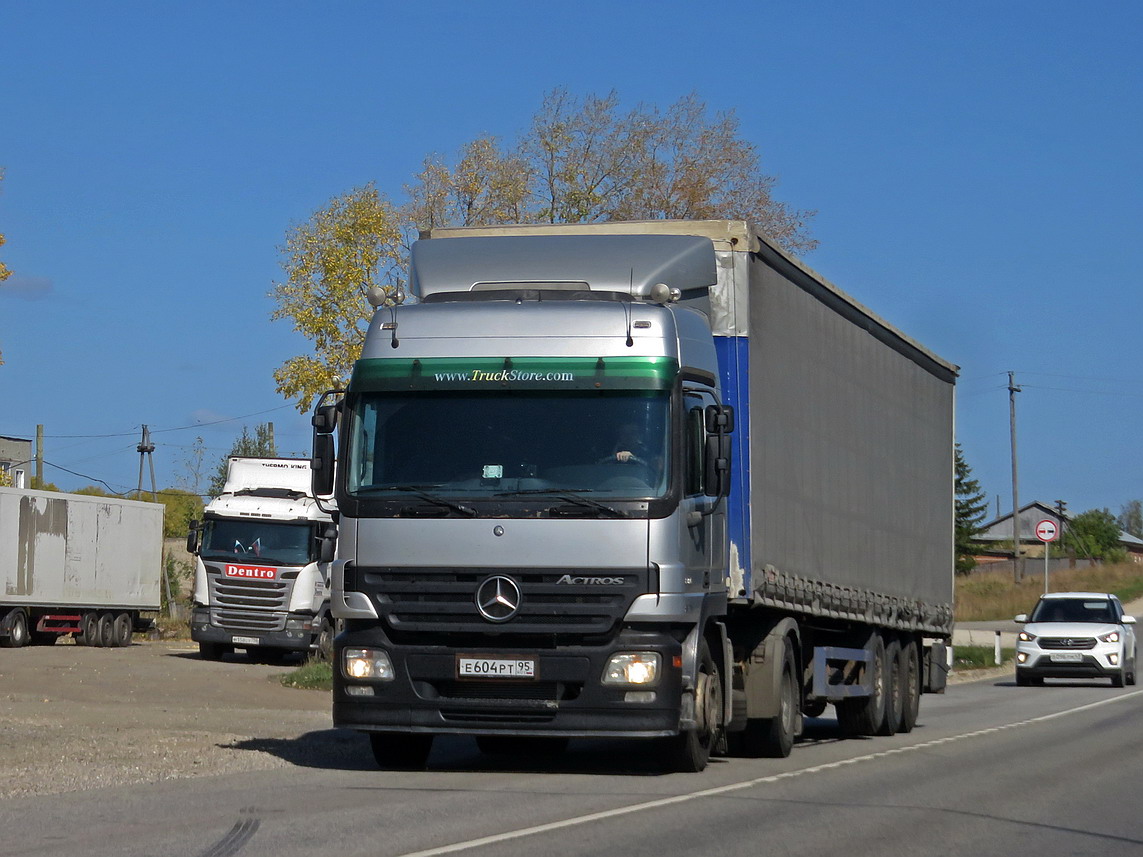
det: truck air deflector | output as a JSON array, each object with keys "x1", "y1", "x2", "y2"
[
  {"x1": 350, "y1": 356, "x2": 680, "y2": 392},
  {"x1": 411, "y1": 234, "x2": 716, "y2": 299}
]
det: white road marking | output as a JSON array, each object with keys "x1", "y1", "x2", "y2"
[{"x1": 398, "y1": 689, "x2": 1143, "y2": 857}]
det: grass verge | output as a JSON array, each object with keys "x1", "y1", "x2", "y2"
[
  {"x1": 956, "y1": 561, "x2": 1143, "y2": 622},
  {"x1": 953, "y1": 644, "x2": 1014, "y2": 671},
  {"x1": 280, "y1": 658, "x2": 334, "y2": 691}
]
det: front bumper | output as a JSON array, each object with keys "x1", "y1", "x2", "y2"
[
  {"x1": 1015, "y1": 644, "x2": 1124, "y2": 679},
  {"x1": 332, "y1": 627, "x2": 685, "y2": 737},
  {"x1": 191, "y1": 608, "x2": 316, "y2": 652}
]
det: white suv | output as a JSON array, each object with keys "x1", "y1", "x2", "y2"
[{"x1": 1014, "y1": 592, "x2": 1137, "y2": 687}]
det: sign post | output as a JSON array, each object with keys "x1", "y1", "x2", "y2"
[{"x1": 1035, "y1": 519, "x2": 1059, "y2": 594}]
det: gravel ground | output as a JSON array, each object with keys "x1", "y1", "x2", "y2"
[{"x1": 0, "y1": 638, "x2": 370, "y2": 800}]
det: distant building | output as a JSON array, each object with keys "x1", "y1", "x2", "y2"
[
  {"x1": 973, "y1": 500, "x2": 1143, "y2": 567},
  {"x1": 0, "y1": 435, "x2": 32, "y2": 488}
]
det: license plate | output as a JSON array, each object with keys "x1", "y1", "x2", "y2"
[
  {"x1": 457, "y1": 656, "x2": 537, "y2": 679},
  {"x1": 1050, "y1": 652, "x2": 1083, "y2": 662},
  {"x1": 233, "y1": 636, "x2": 261, "y2": 646}
]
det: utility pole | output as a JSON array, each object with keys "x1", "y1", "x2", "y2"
[
  {"x1": 35, "y1": 424, "x2": 43, "y2": 485},
  {"x1": 1009, "y1": 371, "x2": 1023, "y2": 582},
  {"x1": 136, "y1": 425, "x2": 158, "y2": 502}
]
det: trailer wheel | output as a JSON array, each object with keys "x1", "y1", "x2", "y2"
[
  {"x1": 1, "y1": 609, "x2": 30, "y2": 648},
  {"x1": 113, "y1": 613, "x2": 133, "y2": 648},
  {"x1": 877, "y1": 637, "x2": 903, "y2": 736},
  {"x1": 663, "y1": 638, "x2": 723, "y2": 772},
  {"x1": 899, "y1": 637, "x2": 921, "y2": 733},
  {"x1": 837, "y1": 633, "x2": 887, "y2": 736},
  {"x1": 369, "y1": 733, "x2": 433, "y2": 771},
  {"x1": 79, "y1": 612, "x2": 98, "y2": 646},
  {"x1": 97, "y1": 614, "x2": 115, "y2": 648},
  {"x1": 740, "y1": 639, "x2": 798, "y2": 758}
]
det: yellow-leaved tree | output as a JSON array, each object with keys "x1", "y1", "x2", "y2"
[
  {"x1": 271, "y1": 183, "x2": 405, "y2": 410},
  {"x1": 272, "y1": 90, "x2": 816, "y2": 410}
]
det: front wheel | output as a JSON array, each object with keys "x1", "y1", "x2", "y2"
[
  {"x1": 369, "y1": 733, "x2": 433, "y2": 770},
  {"x1": 663, "y1": 638, "x2": 723, "y2": 772},
  {"x1": 315, "y1": 616, "x2": 335, "y2": 663}
]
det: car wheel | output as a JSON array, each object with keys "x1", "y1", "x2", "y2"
[{"x1": 1111, "y1": 668, "x2": 1126, "y2": 688}]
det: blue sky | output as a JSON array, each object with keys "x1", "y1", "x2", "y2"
[{"x1": 2, "y1": 1, "x2": 1141, "y2": 519}]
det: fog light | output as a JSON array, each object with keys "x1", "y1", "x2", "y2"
[
  {"x1": 602, "y1": 652, "x2": 660, "y2": 686},
  {"x1": 1109, "y1": 653, "x2": 1119, "y2": 665},
  {"x1": 1017, "y1": 652, "x2": 1028, "y2": 664},
  {"x1": 345, "y1": 685, "x2": 375, "y2": 697},
  {"x1": 344, "y1": 648, "x2": 395, "y2": 680},
  {"x1": 624, "y1": 691, "x2": 656, "y2": 703}
]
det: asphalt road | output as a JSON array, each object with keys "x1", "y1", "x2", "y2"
[{"x1": 1, "y1": 646, "x2": 1140, "y2": 857}]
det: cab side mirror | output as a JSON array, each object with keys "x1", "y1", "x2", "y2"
[{"x1": 186, "y1": 520, "x2": 201, "y2": 555}]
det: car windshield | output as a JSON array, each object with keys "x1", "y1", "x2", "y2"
[
  {"x1": 200, "y1": 519, "x2": 314, "y2": 566},
  {"x1": 1030, "y1": 598, "x2": 1117, "y2": 623},
  {"x1": 345, "y1": 390, "x2": 670, "y2": 499}
]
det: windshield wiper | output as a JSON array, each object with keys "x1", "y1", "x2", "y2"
[
  {"x1": 495, "y1": 488, "x2": 626, "y2": 519},
  {"x1": 370, "y1": 484, "x2": 479, "y2": 518}
]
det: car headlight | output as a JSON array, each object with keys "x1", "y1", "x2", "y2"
[
  {"x1": 1018, "y1": 631, "x2": 1037, "y2": 642},
  {"x1": 602, "y1": 652, "x2": 660, "y2": 686},
  {"x1": 1099, "y1": 631, "x2": 1121, "y2": 643},
  {"x1": 343, "y1": 647, "x2": 395, "y2": 681}
]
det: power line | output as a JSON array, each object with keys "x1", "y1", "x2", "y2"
[{"x1": 0, "y1": 402, "x2": 297, "y2": 440}]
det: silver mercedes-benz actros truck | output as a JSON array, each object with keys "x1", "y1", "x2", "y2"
[{"x1": 313, "y1": 220, "x2": 956, "y2": 772}]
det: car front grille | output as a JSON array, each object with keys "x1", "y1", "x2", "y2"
[{"x1": 1040, "y1": 637, "x2": 1097, "y2": 650}]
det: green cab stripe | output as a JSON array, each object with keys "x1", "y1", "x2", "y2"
[{"x1": 350, "y1": 356, "x2": 679, "y2": 391}]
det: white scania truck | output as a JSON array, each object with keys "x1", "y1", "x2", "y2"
[
  {"x1": 188, "y1": 457, "x2": 335, "y2": 662},
  {"x1": 313, "y1": 220, "x2": 956, "y2": 771}
]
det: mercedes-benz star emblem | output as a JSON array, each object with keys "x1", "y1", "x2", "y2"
[{"x1": 475, "y1": 575, "x2": 521, "y2": 623}]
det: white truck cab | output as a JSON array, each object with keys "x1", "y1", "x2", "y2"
[{"x1": 188, "y1": 457, "x2": 335, "y2": 662}]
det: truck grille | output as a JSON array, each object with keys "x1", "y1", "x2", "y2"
[
  {"x1": 1040, "y1": 637, "x2": 1097, "y2": 650},
  {"x1": 205, "y1": 566, "x2": 298, "y2": 632},
  {"x1": 354, "y1": 565, "x2": 647, "y2": 638}
]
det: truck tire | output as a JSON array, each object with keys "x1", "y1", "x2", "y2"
[
  {"x1": 79, "y1": 612, "x2": 98, "y2": 646},
  {"x1": 113, "y1": 613, "x2": 133, "y2": 648},
  {"x1": 97, "y1": 613, "x2": 115, "y2": 648},
  {"x1": 740, "y1": 639, "x2": 798, "y2": 758},
  {"x1": 663, "y1": 638, "x2": 723, "y2": 772},
  {"x1": 877, "y1": 637, "x2": 903, "y2": 736},
  {"x1": 316, "y1": 617, "x2": 335, "y2": 663},
  {"x1": 899, "y1": 637, "x2": 921, "y2": 733},
  {"x1": 369, "y1": 733, "x2": 433, "y2": 770},
  {"x1": 1, "y1": 609, "x2": 30, "y2": 648},
  {"x1": 837, "y1": 632, "x2": 887, "y2": 737}
]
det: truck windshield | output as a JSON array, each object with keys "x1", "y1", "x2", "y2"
[
  {"x1": 346, "y1": 390, "x2": 670, "y2": 499},
  {"x1": 200, "y1": 519, "x2": 315, "y2": 566}
]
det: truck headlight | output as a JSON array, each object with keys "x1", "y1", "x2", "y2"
[
  {"x1": 344, "y1": 648, "x2": 394, "y2": 681},
  {"x1": 602, "y1": 652, "x2": 660, "y2": 686}
]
